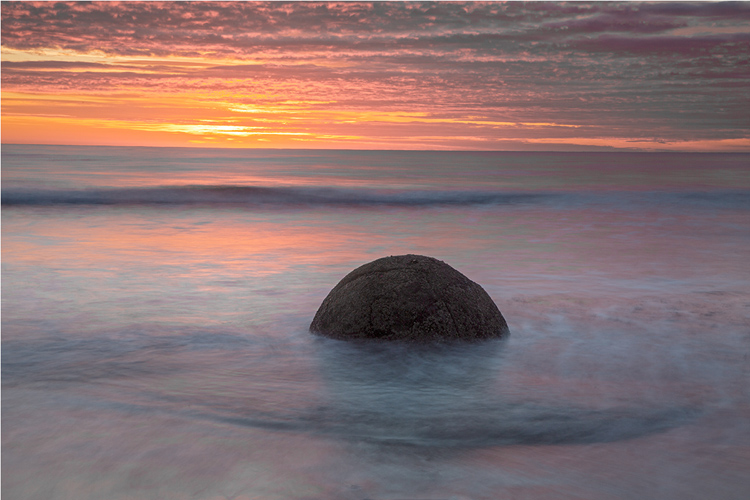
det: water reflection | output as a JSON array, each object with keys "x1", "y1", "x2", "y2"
[
  {"x1": 309, "y1": 337, "x2": 697, "y2": 448},
  {"x1": 0, "y1": 324, "x2": 703, "y2": 452}
]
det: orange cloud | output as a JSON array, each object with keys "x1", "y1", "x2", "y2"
[{"x1": 2, "y1": 2, "x2": 749, "y2": 151}]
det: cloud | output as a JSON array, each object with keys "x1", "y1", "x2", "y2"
[
  {"x1": 2, "y1": 60, "x2": 118, "y2": 69},
  {"x1": 542, "y1": 13, "x2": 686, "y2": 35},
  {"x1": 570, "y1": 33, "x2": 750, "y2": 56},
  {"x1": 1, "y1": 2, "x2": 743, "y2": 57},
  {"x1": 2, "y1": 2, "x2": 748, "y2": 150},
  {"x1": 638, "y1": 1, "x2": 750, "y2": 18}
]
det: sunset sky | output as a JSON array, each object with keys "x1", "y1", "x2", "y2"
[{"x1": 2, "y1": 1, "x2": 749, "y2": 151}]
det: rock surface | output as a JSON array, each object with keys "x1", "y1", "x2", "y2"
[{"x1": 310, "y1": 254, "x2": 509, "y2": 342}]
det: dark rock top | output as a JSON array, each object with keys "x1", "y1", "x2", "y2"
[{"x1": 310, "y1": 254, "x2": 509, "y2": 342}]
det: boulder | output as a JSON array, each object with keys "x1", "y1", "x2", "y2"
[{"x1": 310, "y1": 254, "x2": 509, "y2": 342}]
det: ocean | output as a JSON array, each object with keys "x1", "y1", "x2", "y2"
[{"x1": 2, "y1": 144, "x2": 749, "y2": 499}]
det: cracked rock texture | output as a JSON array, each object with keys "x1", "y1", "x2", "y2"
[{"x1": 310, "y1": 254, "x2": 509, "y2": 342}]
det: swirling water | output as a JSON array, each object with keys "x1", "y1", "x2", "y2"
[{"x1": 3, "y1": 145, "x2": 749, "y2": 499}]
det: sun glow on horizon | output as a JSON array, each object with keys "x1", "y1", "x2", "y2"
[{"x1": 2, "y1": 2, "x2": 749, "y2": 151}]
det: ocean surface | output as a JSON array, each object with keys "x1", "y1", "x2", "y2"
[{"x1": 2, "y1": 145, "x2": 749, "y2": 500}]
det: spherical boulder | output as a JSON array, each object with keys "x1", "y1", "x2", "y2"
[{"x1": 310, "y1": 254, "x2": 509, "y2": 342}]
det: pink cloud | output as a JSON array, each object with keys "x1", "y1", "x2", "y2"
[{"x1": 2, "y1": 2, "x2": 748, "y2": 150}]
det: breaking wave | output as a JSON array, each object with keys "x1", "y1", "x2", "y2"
[
  {"x1": 1, "y1": 185, "x2": 549, "y2": 207},
  {"x1": 3, "y1": 185, "x2": 748, "y2": 209}
]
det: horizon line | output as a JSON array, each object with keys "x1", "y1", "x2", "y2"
[{"x1": 4, "y1": 142, "x2": 748, "y2": 154}]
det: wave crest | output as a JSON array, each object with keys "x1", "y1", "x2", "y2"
[
  {"x1": 1, "y1": 185, "x2": 547, "y2": 207},
  {"x1": 3, "y1": 185, "x2": 748, "y2": 209}
]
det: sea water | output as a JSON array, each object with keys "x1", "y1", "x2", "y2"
[{"x1": 2, "y1": 145, "x2": 749, "y2": 499}]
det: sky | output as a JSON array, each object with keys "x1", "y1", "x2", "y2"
[{"x1": 2, "y1": 1, "x2": 749, "y2": 151}]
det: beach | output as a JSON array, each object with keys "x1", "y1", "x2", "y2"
[{"x1": 3, "y1": 145, "x2": 750, "y2": 499}]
